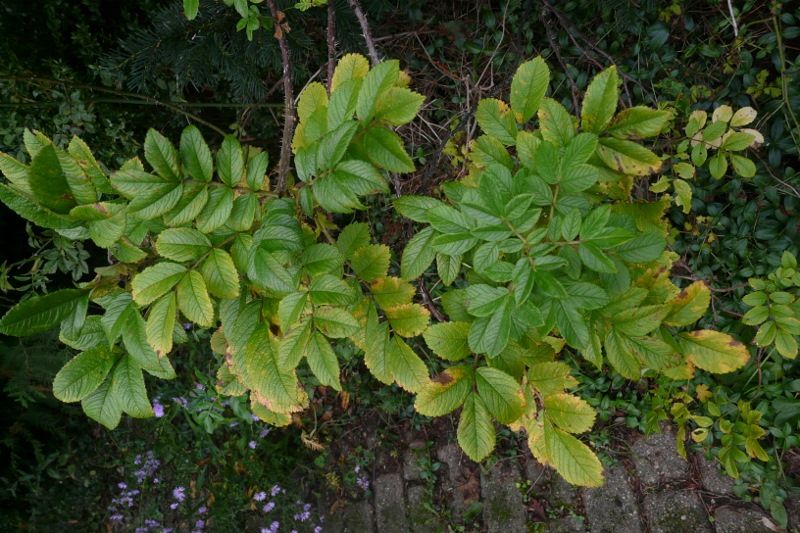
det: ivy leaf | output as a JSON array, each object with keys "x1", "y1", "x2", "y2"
[
  {"x1": 475, "y1": 367, "x2": 525, "y2": 424},
  {"x1": 476, "y1": 98, "x2": 518, "y2": 145},
  {"x1": 156, "y1": 228, "x2": 211, "y2": 262},
  {"x1": 180, "y1": 125, "x2": 213, "y2": 181},
  {"x1": 510, "y1": 56, "x2": 550, "y2": 123},
  {"x1": 457, "y1": 393, "x2": 496, "y2": 462},
  {"x1": 664, "y1": 281, "x2": 711, "y2": 327},
  {"x1": 53, "y1": 345, "x2": 114, "y2": 402},
  {"x1": 306, "y1": 332, "x2": 342, "y2": 390},
  {"x1": 423, "y1": 322, "x2": 472, "y2": 361},
  {"x1": 176, "y1": 271, "x2": 214, "y2": 327},
  {"x1": 0, "y1": 288, "x2": 88, "y2": 336},
  {"x1": 678, "y1": 330, "x2": 749, "y2": 374},
  {"x1": 131, "y1": 262, "x2": 187, "y2": 305},
  {"x1": 581, "y1": 66, "x2": 619, "y2": 133},
  {"x1": 351, "y1": 244, "x2": 391, "y2": 281},
  {"x1": 200, "y1": 249, "x2": 240, "y2": 299},
  {"x1": 544, "y1": 420, "x2": 603, "y2": 487},
  {"x1": 544, "y1": 393, "x2": 596, "y2": 434},
  {"x1": 415, "y1": 366, "x2": 473, "y2": 417},
  {"x1": 111, "y1": 355, "x2": 153, "y2": 418},
  {"x1": 144, "y1": 129, "x2": 180, "y2": 181}
]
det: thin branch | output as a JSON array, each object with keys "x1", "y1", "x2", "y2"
[
  {"x1": 419, "y1": 280, "x2": 446, "y2": 322},
  {"x1": 326, "y1": 1, "x2": 337, "y2": 92},
  {"x1": 267, "y1": 0, "x2": 296, "y2": 193},
  {"x1": 347, "y1": 0, "x2": 380, "y2": 65},
  {"x1": 727, "y1": 0, "x2": 739, "y2": 37},
  {"x1": 541, "y1": 7, "x2": 580, "y2": 113}
]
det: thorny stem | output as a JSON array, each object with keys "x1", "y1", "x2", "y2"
[
  {"x1": 267, "y1": 0, "x2": 296, "y2": 193},
  {"x1": 347, "y1": 0, "x2": 380, "y2": 66},
  {"x1": 326, "y1": 1, "x2": 337, "y2": 92}
]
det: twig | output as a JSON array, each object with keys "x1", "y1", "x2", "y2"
[
  {"x1": 541, "y1": 7, "x2": 580, "y2": 113},
  {"x1": 267, "y1": 0, "x2": 296, "y2": 193},
  {"x1": 727, "y1": 0, "x2": 739, "y2": 37},
  {"x1": 326, "y1": 1, "x2": 337, "y2": 92},
  {"x1": 419, "y1": 280, "x2": 446, "y2": 322},
  {"x1": 347, "y1": 0, "x2": 380, "y2": 65}
]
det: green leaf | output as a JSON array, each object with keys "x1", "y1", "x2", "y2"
[
  {"x1": 581, "y1": 66, "x2": 619, "y2": 133},
  {"x1": 200, "y1": 249, "x2": 240, "y2": 299},
  {"x1": 730, "y1": 154, "x2": 756, "y2": 178},
  {"x1": 156, "y1": 228, "x2": 211, "y2": 262},
  {"x1": 196, "y1": 187, "x2": 234, "y2": 233},
  {"x1": 356, "y1": 60, "x2": 400, "y2": 122},
  {"x1": 331, "y1": 53, "x2": 370, "y2": 91},
  {"x1": 393, "y1": 195, "x2": 445, "y2": 223},
  {"x1": 476, "y1": 98, "x2": 517, "y2": 145},
  {"x1": 596, "y1": 138, "x2": 661, "y2": 176},
  {"x1": 370, "y1": 276, "x2": 416, "y2": 308},
  {"x1": 401, "y1": 227, "x2": 437, "y2": 280},
  {"x1": 364, "y1": 305, "x2": 394, "y2": 384},
  {"x1": 216, "y1": 135, "x2": 245, "y2": 187},
  {"x1": 309, "y1": 274, "x2": 354, "y2": 306},
  {"x1": 614, "y1": 231, "x2": 665, "y2": 263},
  {"x1": 457, "y1": 393, "x2": 496, "y2": 462},
  {"x1": 708, "y1": 152, "x2": 728, "y2": 179},
  {"x1": 544, "y1": 393, "x2": 595, "y2": 433},
  {"x1": 306, "y1": 332, "x2": 342, "y2": 390},
  {"x1": 111, "y1": 355, "x2": 153, "y2": 418},
  {"x1": 146, "y1": 294, "x2": 176, "y2": 356},
  {"x1": 180, "y1": 125, "x2": 213, "y2": 181},
  {"x1": 314, "y1": 306, "x2": 359, "y2": 338},
  {"x1": 29, "y1": 144, "x2": 75, "y2": 214},
  {"x1": 163, "y1": 183, "x2": 209, "y2": 227},
  {"x1": 423, "y1": 322, "x2": 472, "y2": 361},
  {"x1": 678, "y1": 330, "x2": 749, "y2": 374},
  {"x1": 55, "y1": 146, "x2": 96, "y2": 204},
  {"x1": 554, "y1": 300, "x2": 589, "y2": 349},
  {"x1": 361, "y1": 128, "x2": 415, "y2": 173},
  {"x1": 385, "y1": 303, "x2": 430, "y2": 337},
  {"x1": 386, "y1": 335, "x2": 429, "y2": 392},
  {"x1": 527, "y1": 361, "x2": 578, "y2": 396},
  {"x1": 278, "y1": 317, "x2": 313, "y2": 370},
  {"x1": 376, "y1": 87, "x2": 425, "y2": 125},
  {"x1": 538, "y1": 98, "x2": 575, "y2": 147},
  {"x1": 437, "y1": 253, "x2": 461, "y2": 286},
  {"x1": 415, "y1": 366, "x2": 473, "y2": 417},
  {"x1": 336, "y1": 222, "x2": 371, "y2": 259},
  {"x1": 243, "y1": 327, "x2": 305, "y2": 414},
  {"x1": 578, "y1": 243, "x2": 617, "y2": 273},
  {"x1": 465, "y1": 285, "x2": 509, "y2": 317},
  {"x1": 0, "y1": 183, "x2": 78, "y2": 230},
  {"x1": 300, "y1": 244, "x2": 343, "y2": 277},
  {"x1": 0, "y1": 288, "x2": 88, "y2": 336},
  {"x1": 81, "y1": 377, "x2": 122, "y2": 429},
  {"x1": 328, "y1": 78, "x2": 362, "y2": 129},
  {"x1": 246, "y1": 152, "x2": 269, "y2": 191},
  {"x1": 131, "y1": 262, "x2": 187, "y2": 305},
  {"x1": 183, "y1": 0, "x2": 199, "y2": 19},
  {"x1": 144, "y1": 129, "x2": 180, "y2": 181},
  {"x1": 607, "y1": 107, "x2": 672, "y2": 138},
  {"x1": 544, "y1": 420, "x2": 603, "y2": 487},
  {"x1": 775, "y1": 329, "x2": 798, "y2": 359},
  {"x1": 278, "y1": 292, "x2": 309, "y2": 330},
  {"x1": 664, "y1": 281, "x2": 710, "y2": 327},
  {"x1": 468, "y1": 298, "x2": 512, "y2": 356},
  {"x1": 176, "y1": 271, "x2": 214, "y2": 327},
  {"x1": 510, "y1": 56, "x2": 550, "y2": 123},
  {"x1": 351, "y1": 244, "x2": 391, "y2": 281},
  {"x1": 53, "y1": 345, "x2": 114, "y2": 402},
  {"x1": 247, "y1": 246, "x2": 297, "y2": 295},
  {"x1": 99, "y1": 292, "x2": 136, "y2": 344},
  {"x1": 475, "y1": 367, "x2": 525, "y2": 424},
  {"x1": 122, "y1": 312, "x2": 176, "y2": 379}
]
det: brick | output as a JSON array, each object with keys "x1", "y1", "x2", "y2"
[{"x1": 374, "y1": 473, "x2": 409, "y2": 533}]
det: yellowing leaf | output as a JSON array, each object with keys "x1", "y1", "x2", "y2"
[
  {"x1": 510, "y1": 56, "x2": 550, "y2": 123},
  {"x1": 370, "y1": 276, "x2": 416, "y2": 308},
  {"x1": 678, "y1": 330, "x2": 749, "y2": 374},
  {"x1": 422, "y1": 321, "x2": 472, "y2": 361},
  {"x1": 385, "y1": 303, "x2": 430, "y2": 337},
  {"x1": 414, "y1": 366, "x2": 473, "y2": 417},
  {"x1": 476, "y1": 98, "x2": 517, "y2": 145},
  {"x1": 351, "y1": 243, "x2": 391, "y2": 281},
  {"x1": 543, "y1": 393, "x2": 596, "y2": 434},
  {"x1": 331, "y1": 53, "x2": 370, "y2": 91},
  {"x1": 527, "y1": 362, "x2": 578, "y2": 396},
  {"x1": 544, "y1": 420, "x2": 604, "y2": 487},
  {"x1": 664, "y1": 281, "x2": 711, "y2": 327},
  {"x1": 581, "y1": 65, "x2": 619, "y2": 133},
  {"x1": 596, "y1": 138, "x2": 661, "y2": 176},
  {"x1": 475, "y1": 367, "x2": 525, "y2": 424}
]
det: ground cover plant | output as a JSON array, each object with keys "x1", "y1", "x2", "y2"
[{"x1": 0, "y1": 0, "x2": 798, "y2": 530}]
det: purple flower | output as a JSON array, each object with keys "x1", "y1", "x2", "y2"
[
  {"x1": 109, "y1": 513, "x2": 123, "y2": 523},
  {"x1": 144, "y1": 519, "x2": 160, "y2": 527},
  {"x1": 170, "y1": 503, "x2": 179, "y2": 510},
  {"x1": 270, "y1": 484, "x2": 283, "y2": 497},
  {"x1": 314, "y1": 526, "x2": 322, "y2": 533},
  {"x1": 195, "y1": 519, "x2": 205, "y2": 529},
  {"x1": 152, "y1": 399, "x2": 165, "y2": 418},
  {"x1": 248, "y1": 440, "x2": 257, "y2": 450},
  {"x1": 172, "y1": 486, "x2": 187, "y2": 502},
  {"x1": 198, "y1": 505, "x2": 208, "y2": 514},
  {"x1": 172, "y1": 397, "x2": 189, "y2": 408},
  {"x1": 262, "y1": 501, "x2": 275, "y2": 513},
  {"x1": 183, "y1": 323, "x2": 192, "y2": 330},
  {"x1": 118, "y1": 482, "x2": 128, "y2": 490},
  {"x1": 195, "y1": 382, "x2": 205, "y2": 391},
  {"x1": 135, "y1": 528, "x2": 147, "y2": 533},
  {"x1": 259, "y1": 427, "x2": 271, "y2": 439},
  {"x1": 253, "y1": 491, "x2": 267, "y2": 502}
]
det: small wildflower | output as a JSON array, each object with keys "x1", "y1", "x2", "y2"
[
  {"x1": 198, "y1": 505, "x2": 208, "y2": 514},
  {"x1": 259, "y1": 427, "x2": 271, "y2": 439},
  {"x1": 194, "y1": 519, "x2": 205, "y2": 529},
  {"x1": 270, "y1": 484, "x2": 283, "y2": 496},
  {"x1": 117, "y1": 482, "x2": 128, "y2": 490},
  {"x1": 262, "y1": 501, "x2": 275, "y2": 513},
  {"x1": 170, "y1": 503, "x2": 179, "y2": 510},
  {"x1": 253, "y1": 491, "x2": 267, "y2": 502},
  {"x1": 249, "y1": 440, "x2": 258, "y2": 450},
  {"x1": 144, "y1": 519, "x2": 160, "y2": 527},
  {"x1": 109, "y1": 513, "x2": 123, "y2": 523},
  {"x1": 172, "y1": 397, "x2": 189, "y2": 408},
  {"x1": 183, "y1": 322, "x2": 192, "y2": 330},
  {"x1": 195, "y1": 382, "x2": 205, "y2": 391},
  {"x1": 135, "y1": 528, "x2": 147, "y2": 533},
  {"x1": 152, "y1": 399, "x2": 165, "y2": 418},
  {"x1": 172, "y1": 486, "x2": 187, "y2": 502},
  {"x1": 314, "y1": 526, "x2": 322, "y2": 533},
  {"x1": 251, "y1": 414, "x2": 260, "y2": 422}
]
